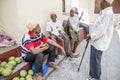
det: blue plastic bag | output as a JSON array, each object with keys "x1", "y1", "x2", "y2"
[{"x1": 32, "y1": 63, "x2": 48, "y2": 76}]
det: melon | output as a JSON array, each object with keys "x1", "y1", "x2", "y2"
[
  {"x1": 2, "y1": 68, "x2": 12, "y2": 77},
  {"x1": 19, "y1": 77, "x2": 25, "y2": 80},
  {"x1": 15, "y1": 57, "x2": 21, "y2": 64},
  {"x1": 28, "y1": 69, "x2": 34, "y2": 76},
  {"x1": 0, "y1": 67, "x2": 4, "y2": 75},
  {"x1": 8, "y1": 60, "x2": 16, "y2": 66},
  {"x1": 0, "y1": 61, "x2": 7, "y2": 67},
  {"x1": 12, "y1": 77, "x2": 19, "y2": 80},
  {"x1": 20, "y1": 70, "x2": 27, "y2": 77},
  {"x1": 9, "y1": 56, "x2": 15, "y2": 61}
]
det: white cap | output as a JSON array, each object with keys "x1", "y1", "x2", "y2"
[
  {"x1": 27, "y1": 22, "x2": 38, "y2": 31},
  {"x1": 106, "y1": 0, "x2": 114, "y2": 4}
]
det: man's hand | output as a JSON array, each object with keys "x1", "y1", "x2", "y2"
[
  {"x1": 42, "y1": 45, "x2": 49, "y2": 50},
  {"x1": 86, "y1": 34, "x2": 91, "y2": 41},
  {"x1": 57, "y1": 36, "x2": 62, "y2": 40},
  {"x1": 47, "y1": 39, "x2": 66, "y2": 57},
  {"x1": 60, "y1": 47, "x2": 66, "y2": 57},
  {"x1": 29, "y1": 45, "x2": 49, "y2": 54}
]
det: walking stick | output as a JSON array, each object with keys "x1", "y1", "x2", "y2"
[{"x1": 78, "y1": 40, "x2": 89, "y2": 72}]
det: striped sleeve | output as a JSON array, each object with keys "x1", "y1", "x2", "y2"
[
  {"x1": 23, "y1": 40, "x2": 34, "y2": 49},
  {"x1": 41, "y1": 33, "x2": 48, "y2": 42}
]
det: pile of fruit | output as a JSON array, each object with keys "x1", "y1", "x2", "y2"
[
  {"x1": 12, "y1": 69, "x2": 34, "y2": 80},
  {"x1": 0, "y1": 56, "x2": 22, "y2": 77}
]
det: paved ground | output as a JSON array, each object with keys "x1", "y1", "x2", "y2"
[{"x1": 47, "y1": 30, "x2": 120, "y2": 80}]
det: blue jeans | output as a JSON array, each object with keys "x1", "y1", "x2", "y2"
[
  {"x1": 79, "y1": 22, "x2": 89, "y2": 34},
  {"x1": 89, "y1": 45, "x2": 103, "y2": 79}
]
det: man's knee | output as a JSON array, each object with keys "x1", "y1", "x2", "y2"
[
  {"x1": 48, "y1": 45, "x2": 56, "y2": 51},
  {"x1": 64, "y1": 37, "x2": 69, "y2": 43},
  {"x1": 37, "y1": 53, "x2": 44, "y2": 59}
]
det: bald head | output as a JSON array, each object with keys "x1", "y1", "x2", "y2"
[{"x1": 100, "y1": 0, "x2": 113, "y2": 9}]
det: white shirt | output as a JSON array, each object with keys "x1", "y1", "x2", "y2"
[
  {"x1": 46, "y1": 20, "x2": 62, "y2": 36},
  {"x1": 90, "y1": 7, "x2": 115, "y2": 51},
  {"x1": 65, "y1": 14, "x2": 80, "y2": 32},
  {"x1": 116, "y1": 21, "x2": 120, "y2": 40}
]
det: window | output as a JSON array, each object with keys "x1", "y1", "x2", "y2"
[
  {"x1": 62, "y1": 0, "x2": 79, "y2": 13},
  {"x1": 113, "y1": 0, "x2": 120, "y2": 13},
  {"x1": 94, "y1": 0, "x2": 120, "y2": 13}
]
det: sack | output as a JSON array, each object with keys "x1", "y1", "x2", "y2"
[{"x1": 32, "y1": 63, "x2": 48, "y2": 77}]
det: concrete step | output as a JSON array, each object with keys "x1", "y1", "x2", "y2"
[
  {"x1": 44, "y1": 55, "x2": 65, "y2": 80},
  {"x1": 0, "y1": 45, "x2": 21, "y2": 61}
]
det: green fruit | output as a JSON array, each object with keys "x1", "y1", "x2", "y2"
[
  {"x1": 0, "y1": 67, "x2": 4, "y2": 75},
  {"x1": 8, "y1": 60, "x2": 16, "y2": 66},
  {"x1": 19, "y1": 77, "x2": 25, "y2": 80},
  {"x1": 26, "y1": 78, "x2": 33, "y2": 80},
  {"x1": 26, "y1": 75, "x2": 32, "y2": 79},
  {"x1": 0, "y1": 61, "x2": 7, "y2": 67},
  {"x1": 43, "y1": 43, "x2": 48, "y2": 46},
  {"x1": 20, "y1": 70, "x2": 27, "y2": 77},
  {"x1": 28, "y1": 69, "x2": 34, "y2": 76},
  {"x1": 12, "y1": 77, "x2": 19, "y2": 80},
  {"x1": 15, "y1": 57, "x2": 21, "y2": 64},
  {"x1": 5, "y1": 64, "x2": 13, "y2": 69},
  {"x1": 9, "y1": 56, "x2": 15, "y2": 61},
  {"x1": 2, "y1": 68, "x2": 12, "y2": 77}
]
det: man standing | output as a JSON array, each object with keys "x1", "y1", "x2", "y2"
[
  {"x1": 21, "y1": 23, "x2": 65, "y2": 80},
  {"x1": 87, "y1": 0, "x2": 114, "y2": 80}
]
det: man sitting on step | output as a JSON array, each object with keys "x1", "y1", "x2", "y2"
[
  {"x1": 63, "y1": 8, "x2": 81, "y2": 57},
  {"x1": 21, "y1": 23, "x2": 65, "y2": 80},
  {"x1": 46, "y1": 12, "x2": 79, "y2": 57}
]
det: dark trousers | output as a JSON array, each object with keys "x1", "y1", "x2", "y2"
[
  {"x1": 49, "y1": 34, "x2": 72, "y2": 56},
  {"x1": 23, "y1": 45, "x2": 56, "y2": 73},
  {"x1": 61, "y1": 34, "x2": 72, "y2": 56},
  {"x1": 89, "y1": 45, "x2": 103, "y2": 79}
]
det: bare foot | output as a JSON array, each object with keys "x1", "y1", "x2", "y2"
[
  {"x1": 48, "y1": 62, "x2": 58, "y2": 69},
  {"x1": 72, "y1": 52, "x2": 80, "y2": 58},
  {"x1": 35, "y1": 73, "x2": 44, "y2": 80}
]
